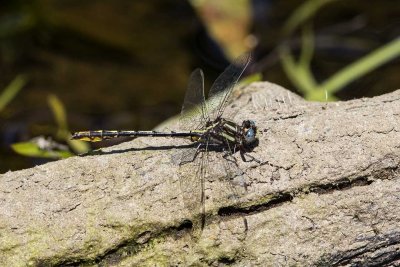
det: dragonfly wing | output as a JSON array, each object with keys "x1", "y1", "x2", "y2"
[
  {"x1": 179, "y1": 68, "x2": 209, "y2": 131},
  {"x1": 218, "y1": 152, "x2": 249, "y2": 237},
  {"x1": 207, "y1": 53, "x2": 252, "y2": 120},
  {"x1": 178, "y1": 146, "x2": 205, "y2": 239},
  {"x1": 220, "y1": 153, "x2": 248, "y2": 201}
]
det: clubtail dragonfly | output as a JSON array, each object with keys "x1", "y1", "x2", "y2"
[{"x1": 72, "y1": 53, "x2": 258, "y2": 235}]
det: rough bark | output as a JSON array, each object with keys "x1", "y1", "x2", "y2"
[{"x1": 1, "y1": 82, "x2": 399, "y2": 266}]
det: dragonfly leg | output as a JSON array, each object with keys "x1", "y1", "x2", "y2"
[
  {"x1": 240, "y1": 149, "x2": 261, "y2": 164},
  {"x1": 179, "y1": 143, "x2": 202, "y2": 165}
]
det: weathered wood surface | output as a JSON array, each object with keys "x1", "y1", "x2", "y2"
[{"x1": 1, "y1": 82, "x2": 399, "y2": 266}]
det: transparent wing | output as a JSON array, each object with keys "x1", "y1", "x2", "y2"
[
  {"x1": 179, "y1": 69, "x2": 209, "y2": 131},
  {"x1": 218, "y1": 152, "x2": 249, "y2": 236},
  {"x1": 207, "y1": 52, "x2": 252, "y2": 121},
  {"x1": 220, "y1": 153, "x2": 248, "y2": 200},
  {"x1": 178, "y1": 145, "x2": 206, "y2": 239}
]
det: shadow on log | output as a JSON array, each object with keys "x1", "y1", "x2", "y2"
[{"x1": 1, "y1": 82, "x2": 399, "y2": 266}]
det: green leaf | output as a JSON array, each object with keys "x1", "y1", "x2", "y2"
[
  {"x1": 279, "y1": 24, "x2": 318, "y2": 95},
  {"x1": 11, "y1": 141, "x2": 73, "y2": 159},
  {"x1": 47, "y1": 94, "x2": 68, "y2": 133},
  {"x1": 46, "y1": 94, "x2": 91, "y2": 154},
  {"x1": 239, "y1": 73, "x2": 263, "y2": 86},
  {"x1": 0, "y1": 75, "x2": 26, "y2": 112},
  {"x1": 66, "y1": 137, "x2": 91, "y2": 154},
  {"x1": 282, "y1": 0, "x2": 339, "y2": 36}
]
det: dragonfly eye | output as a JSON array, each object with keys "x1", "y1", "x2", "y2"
[{"x1": 244, "y1": 128, "x2": 256, "y2": 144}]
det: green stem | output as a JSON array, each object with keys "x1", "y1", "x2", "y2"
[{"x1": 319, "y1": 37, "x2": 400, "y2": 94}]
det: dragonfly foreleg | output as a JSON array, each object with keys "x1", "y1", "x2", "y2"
[{"x1": 239, "y1": 149, "x2": 261, "y2": 164}]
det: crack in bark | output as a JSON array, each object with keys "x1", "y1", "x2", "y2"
[
  {"x1": 318, "y1": 232, "x2": 400, "y2": 267},
  {"x1": 218, "y1": 166, "x2": 398, "y2": 217}
]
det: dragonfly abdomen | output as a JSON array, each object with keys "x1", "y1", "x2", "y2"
[{"x1": 71, "y1": 130, "x2": 202, "y2": 142}]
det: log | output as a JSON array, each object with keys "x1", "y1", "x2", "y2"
[{"x1": 1, "y1": 82, "x2": 399, "y2": 266}]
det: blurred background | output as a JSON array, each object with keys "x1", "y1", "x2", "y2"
[{"x1": 1, "y1": 0, "x2": 399, "y2": 172}]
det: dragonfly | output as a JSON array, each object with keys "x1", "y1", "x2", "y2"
[{"x1": 72, "y1": 53, "x2": 258, "y2": 236}]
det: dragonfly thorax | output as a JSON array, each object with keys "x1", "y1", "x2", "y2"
[{"x1": 200, "y1": 118, "x2": 257, "y2": 152}]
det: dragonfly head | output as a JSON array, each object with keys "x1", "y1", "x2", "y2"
[{"x1": 242, "y1": 120, "x2": 257, "y2": 147}]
